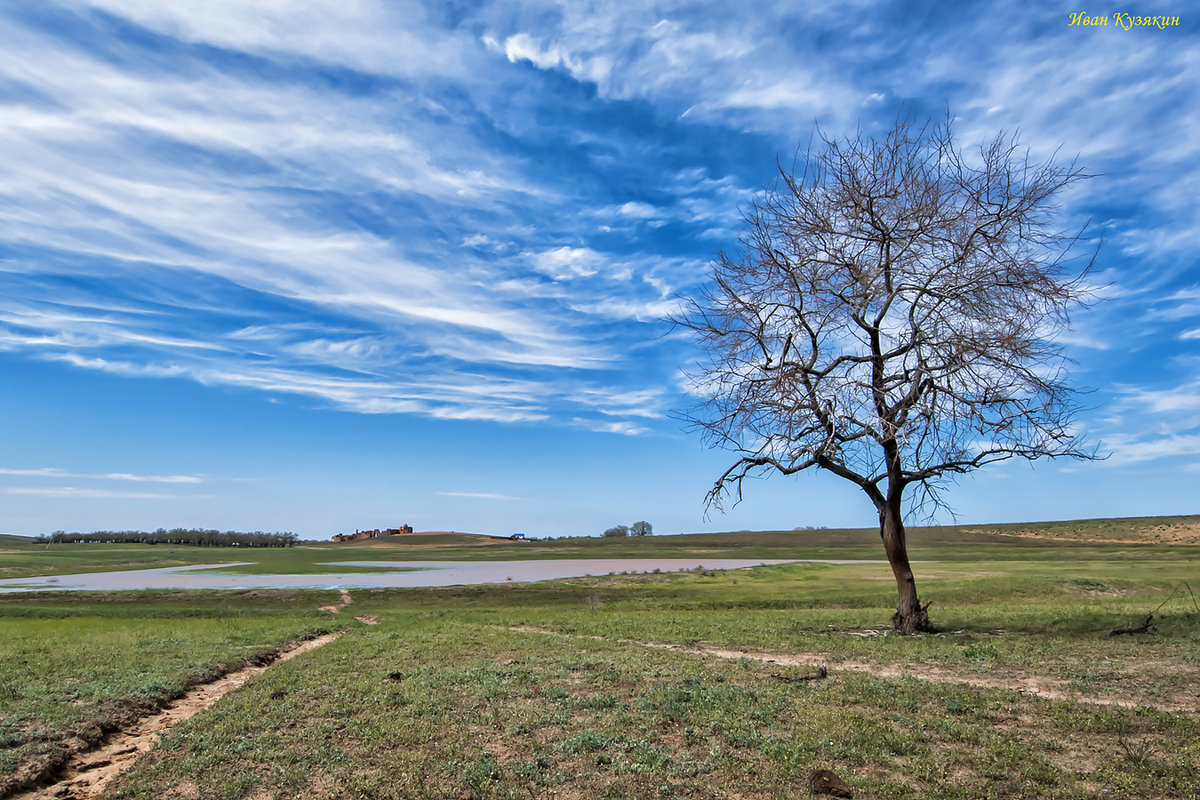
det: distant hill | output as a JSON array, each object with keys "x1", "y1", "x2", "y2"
[
  {"x1": 315, "y1": 516, "x2": 1200, "y2": 550},
  {"x1": 952, "y1": 515, "x2": 1200, "y2": 545},
  {"x1": 317, "y1": 531, "x2": 508, "y2": 547},
  {"x1": 691, "y1": 515, "x2": 1200, "y2": 547}
]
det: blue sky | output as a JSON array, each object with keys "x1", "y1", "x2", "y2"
[{"x1": 0, "y1": 2, "x2": 1197, "y2": 540}]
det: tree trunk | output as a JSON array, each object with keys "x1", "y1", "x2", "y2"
[{"x1": 879, "y1": 498, "x2": 932, "y2": 633}]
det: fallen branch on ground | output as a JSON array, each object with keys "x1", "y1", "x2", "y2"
[
  {"x1": 1109, "y1": 613, "x2": 1155, "y2": 636},
  {"x1": 1108, "y1": 581, "x2": 1198, "y2": 636},
  {"x1": 771, "y1": 666, "x2": 827, "y2": 682}
]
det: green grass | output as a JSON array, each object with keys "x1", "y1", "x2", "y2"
[
  {"x1": 106, "y1": 581, "x2": 1200, "y2": 800},
  {"x1": 3, "y1": 514, "x2": 1198, "y2": 582},
  {"x1": 0, "y1": 592, "x2": 332, "y2": 796},
  {"x1": 1, "y1": 520, "x2": 1198, "y2": 799}
]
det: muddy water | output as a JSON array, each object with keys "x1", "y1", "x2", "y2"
[{"x1": 0, "y1": 558, "x2": 816, "y2": 593}]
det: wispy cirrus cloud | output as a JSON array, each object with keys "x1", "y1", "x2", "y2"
[
  {"x1": 0, "y1": 3, "x2": 711, "y2": 434},
  {"x1": 0, "y1": 0, "x2": 1194, "y2": 450},
  {"x1": 482, "y1": 6, "x2": 856, "y2": 125},
  {"x1": 1116, "y1": 380, "x2": 1200, "y2": 415},
  {"x1": 0, "y1": 486, "x2": 203, "y2": 499},
  {"x1": 580, "y1": 420, "x2": 653, "y2": 437},
  {"x1": 67, "y1": 0, "x2": 479, "y2": 81},
  {"x1": 1096, "y1": 369, "x2": 1200, "y2": 468},
  {"x1": 437, "y1": 491, "x2": 525, "y2": 501},
  {"x1": 1098, "y1": 433, "x2": 1200, "y2": 468},
  {"x1": 0, "y1": 467, "x2": 204, "y2": 483}
]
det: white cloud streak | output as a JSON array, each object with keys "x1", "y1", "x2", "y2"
[
  {"x1": 1100, "y1": 434, "x2": 1200, "y2": 467},
  {"x1": 437, "y1": 491, "x2": 524, "y2": 501},
  {"x1": 0, "y1": 5, "x2": 671, "y2": 430},
  {"x1": 0, "y1": 467, "x2": 203, "y2": 483},
  {"x1": 0, "y1": 1, "x2": 1193, "y2": 447},
  {"x1": 1, "y1": 486, "x2": 184, "y2": 499}
]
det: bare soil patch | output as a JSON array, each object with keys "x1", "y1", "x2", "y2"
[
  {"x1": 318, "y1": 588, "x2": 353, "y2": 613},
  {"x1": 10, "y1": 633, "x2": 341, "y2": 800},
  {"x1": 970, "y1": 520, "x2": 1200, "y2": 545}
]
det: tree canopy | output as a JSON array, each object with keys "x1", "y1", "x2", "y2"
[
  {"x1": 37, "y1": 528, "x2": 299, "y2": 547},
  {"x1": 676, "y1": 114, "x2": 1098, "y2": 631}
]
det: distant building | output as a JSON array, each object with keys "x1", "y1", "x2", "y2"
[{"x1": 331, "y1": 524, "x2": 414, "y2": 542}]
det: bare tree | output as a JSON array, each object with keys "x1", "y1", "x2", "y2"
[{"x1": 676, "y1": 115, "x2": 1098, "y2": 632}]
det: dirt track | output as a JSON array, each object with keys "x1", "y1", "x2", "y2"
[
  {"x1": 10, "y1": 600, "x2": 350, "y2": 800},
  {"x1": 505, "y1": 626, "x2": 1199, "y2": 714},
  {"x1": 318, "y1": 588, "x2": 353, "y2": 613}
]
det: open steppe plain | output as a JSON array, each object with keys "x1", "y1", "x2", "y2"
[{"x1": 1, "y1": 516, "x2": 1198, "y2": 799}]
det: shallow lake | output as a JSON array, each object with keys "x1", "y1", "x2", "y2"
[{"x1": 0, "y1": 558, "x2": 830, "y2": 593}]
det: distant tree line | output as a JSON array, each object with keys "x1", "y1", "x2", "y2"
[
  {"x1": 603, "y1": 521, "x2": 653, "y2": 538},
  {"x1": 34, "y1": 528, "x2": 299, "y2": 548}
]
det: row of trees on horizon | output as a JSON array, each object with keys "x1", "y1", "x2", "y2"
[
  {"x1": 35, "y1": 528, "x2": 299, "y2": 548},
  {"x1": 603, "y1": 521, "x2": 653, "y2": 538}
]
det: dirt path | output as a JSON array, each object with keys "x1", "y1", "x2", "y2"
[
  {"x1": 505, "y1": 626, "x2": 1198, "y2": 714},
  {"x1": 318, "y1": 589, "x2": 380, "y2": 625},
  {"x1": 12, "y1": 634, "x2": 341, "y2": 800},
  {"x1": 318, "y1": 588, "x2": 353, "y2": 613}
]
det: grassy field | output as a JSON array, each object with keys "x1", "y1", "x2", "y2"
[
  {"x1": 0, "y1": 592, "x2": 333, "y2": 796},
  {"x1": 1, "y1": 518, "x2": 1198, "y2": 799},
  {"x1": 3, "y1": 514, "x2": 1200, "y2": 581}
]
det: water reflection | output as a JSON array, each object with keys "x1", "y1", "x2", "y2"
[{"x1": 0, "y1": 558, "x2": 804, "y2": 593}]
